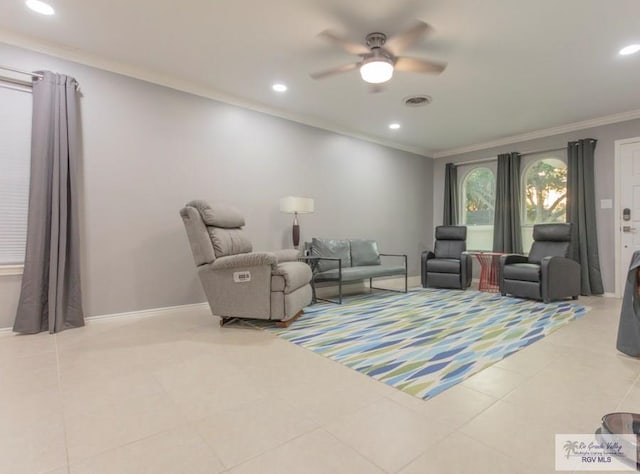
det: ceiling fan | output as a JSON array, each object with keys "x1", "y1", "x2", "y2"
[{"x1": 310, "y1": 20, "x2": 446, "y2": 87}]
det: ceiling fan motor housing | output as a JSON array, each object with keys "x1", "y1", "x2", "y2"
[
  {"x1": 365, "y1": 32, "x2": 387, "y2": 50},
  {"x1": 361, "y1": 32, "x2": 395, "y2": 83}
]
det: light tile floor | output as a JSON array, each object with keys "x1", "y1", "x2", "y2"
[{"x1": 0, "y1": 291, "x2": 637, "y2": 474}]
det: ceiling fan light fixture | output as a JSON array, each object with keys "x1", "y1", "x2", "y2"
[
  {"x1": 360, "y1": 58, "x2": 394, "y2": 84},
  {"x1": 25, "y1": 0, "x2": 55, "y2": 15},
  {"x1": 619, "y1": 44, "x2": 640, "y2": 56}
]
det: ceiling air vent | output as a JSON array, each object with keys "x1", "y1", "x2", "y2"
[{"x1": 403, "y1": 95, "x2": 432, "y2": 107}]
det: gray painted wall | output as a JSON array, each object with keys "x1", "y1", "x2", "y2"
[
  {"x1": 432, "y1": 118, "x2": 640, "y2": 294},
  {"x1": 0, "y1": 43, "x2": 433, "y2": 329}
]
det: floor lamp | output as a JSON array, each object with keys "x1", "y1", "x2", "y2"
[{"x1": 280, "y1": 196, "x2": 314, "y2": 248}]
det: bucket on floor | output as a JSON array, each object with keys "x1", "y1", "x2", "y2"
[{"x1": 596, "y1": 412, "x2": 640, "y2": 470}]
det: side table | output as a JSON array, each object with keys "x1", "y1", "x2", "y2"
[{"x1": 466, "y1": 251, "x2": 504, "y2": 293}]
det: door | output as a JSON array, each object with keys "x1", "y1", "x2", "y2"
[{"x1": 617, "y1": 138, "x2": 640, "y2": 296}]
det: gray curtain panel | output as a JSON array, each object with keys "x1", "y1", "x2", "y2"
[
  {"x1": 493, "y1": 152, "x2": 523, "y2": 253},
  {"x1": 567, "y1": 139, "x2": 604, "y2": 295},
  {"x1": 14, "y1": 71, "x2": 84, "y2": 334},
  {"x1": 443, "y1": 163, "x2": 458, "y2": 225}
]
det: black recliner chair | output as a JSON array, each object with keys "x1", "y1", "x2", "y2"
[
  {"x1": 499, "y1": 223, "x2": 580, "y2": 303},
  {"x1": 421, "y1": 226, "x2": 472, "y2": 289}
]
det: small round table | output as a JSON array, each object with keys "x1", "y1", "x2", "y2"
[{"x1": 467, "y1": 251, "x2": 504, "y2": 292}]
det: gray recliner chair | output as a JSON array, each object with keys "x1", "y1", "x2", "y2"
[
  {"x1": 421, "y1": 226, "x2": 472, "y2": 289},
  {"x1": 180, "y1": 200, "x2": 312, "y2": 326},
  {"x1": 499, "y1": 223, "x2": 580, "y2": 303}
]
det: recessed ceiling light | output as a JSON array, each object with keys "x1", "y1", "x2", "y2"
[
  {"x1": 389, "y1": 123, "x2": 401, "y2": 130},
  {"x1": 403, "y1": 95, "x2": 432, "y2": 107},
  {"x1": 619, "y1": 44, "x2": 640, "y2": 56},
  {"x1": 272, "y1": 83, "x2": 287, "y2": 92},
  {"x1": 25, "y1": 0, "x2": 55, "y2": 15}
]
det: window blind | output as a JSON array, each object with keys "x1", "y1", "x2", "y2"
[{"x1": 0, "y1": 84, "x2": 32, "y2": 265}]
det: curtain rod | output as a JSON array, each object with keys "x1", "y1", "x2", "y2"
[
  {"x1": 453, "y1": 157, "x2": 496, "y2": 167},
  {"x1": 520, "y1": 145, "x2": 567, "y2": 156},
  {"x1": 0, "y1": 66, "x2": 80, "y2": 92},
  {"x1": 0, "y1": 75, "x2": 33, "y2": 89},
  {"x1": 452, "y1": 146, "x2": 567, "y2": 167},
  {"x1": 0, "y1": 65, "x2": 43, "y2": 79}
]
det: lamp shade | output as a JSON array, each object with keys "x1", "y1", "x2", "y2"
[
  {"x1": 280, "y1": 196, "x2": 314, "y2": 214},
  {"x1": 359, "y1": 58, "x2": 394, "y2": 84}
]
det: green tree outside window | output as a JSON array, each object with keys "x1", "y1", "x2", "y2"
[
  {"x1": 523, "y1": 158, "x2": 567, "y2": 224},
  {"x1": 463, "y1": 167, "x2": 495, "y2": 225}
]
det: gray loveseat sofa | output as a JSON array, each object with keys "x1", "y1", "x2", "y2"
[{"x1": 304, "y1": 238, "x2": 407, "y2": 304}]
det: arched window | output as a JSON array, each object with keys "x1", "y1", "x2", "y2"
[
  {"x1": 521, "y1": 157, "x2": 567, "y2": 249},
  {"x1": 461, "y1": 167, "x2": 495, "y2": 250}
]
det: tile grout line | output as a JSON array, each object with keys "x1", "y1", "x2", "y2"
[
  {"x1": 216, "y1": 427, "x2": 324, "y2": 473},
  {"x1": 319, "y1": 426, "x2": 392, "y2": 473},
  {"x1": 615, "y1": 370, "x2": 640, "y2": 411},
  {"x1": 57, "y1": 336, "x2": 219, "y2": 468},
  {"x1": 452, "y1": 428, "x2": 534, "y2": 472},
  {"x1": 197, "y1": 391, "x2": 324, "y2": 471},
  {"x1": 393, "y1": 429, "x2": 460, "y2": 473},
  {"x1": 54, "y1": 334, "x2": 72, "y2": 474}
]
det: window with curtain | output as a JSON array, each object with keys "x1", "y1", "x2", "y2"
[
  {"x1": 460, "y1": 166, "x2": 496, "y2": 250},
  {"x1": 521, "y1": 155, "x2": 567, "y2": 250},
  {"x1": 0, "y1": 83, "x2": 32, "y2": 266}
]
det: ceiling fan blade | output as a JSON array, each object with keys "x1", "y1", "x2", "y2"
[
  {"x1": 394, "y1": 57, "x2": 446, "y2": 74},
  {"x1": 384, "y1": 20, "x2": 433, "y2": 56},
  {"x1": 318, "y1": 30, "x2": 370, "y2": 56},
  {"x1": 310, "y1": 62, "x2": 360, "y2": 80}
]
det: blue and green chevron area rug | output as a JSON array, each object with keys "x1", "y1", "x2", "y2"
[{"x1": 269, "y1": 288, "x2": 588, "y2": 400}]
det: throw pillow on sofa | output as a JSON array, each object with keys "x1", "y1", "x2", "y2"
[
  {"x1": 311, "y1": 238, "x2": 351, "y2": 273},
  {"x1": 350, "y1": 239, "x2": 381, "y2": 266}
]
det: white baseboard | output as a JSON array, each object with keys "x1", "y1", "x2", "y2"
[
  {"x1": 0, "y1": 275, "x2": 421, "y2": 332},
  {"x1": 87, "y1": 302, "x2": 211, "y2": 323},
  {"x1": 0, "y1": 302, "x2": 212, "y2": 334}
]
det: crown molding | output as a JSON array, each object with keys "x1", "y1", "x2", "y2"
[
  {"x1": 0, "y1": 29, "x2": 431, "y2": 158},
  {"x1": 431, "y1": 109, "x2": 640, "y2": 159}
]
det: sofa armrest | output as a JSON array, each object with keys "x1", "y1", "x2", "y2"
[
  {"x1": 379, "y1": 253, "x2": 407, "y2": 273},
  {"x1": 379, "y1": 253, "x2": 406, "y2": 258},
  {"x1": 420, "y1": 251, "x2": 435, "y2": 287},
  {"x1": 541, "y1": 256, "x2": 581, "y2": 302},
  {"x1": 300, "y1": 255, "x2": 341, "y2": 264},
  {"x1": 422, "y1": 251, "x2": 435, "y2": 260},
  {"x1": 300, "y1": 256, "x2": 342, "y2": 275},
  {"x1": 500, "y1": 254, "x2": 528, "y2": 266},
  {"x1": 541, "y1": 256, "x2": 579, "y2": 273},
  {"x1": 460, "y1": 253, "x2": 472, "y2": 288},
  {"x1": 271, "y1": 249, "x2": 300, "y2": 263},
  {"x1": 210, "y1": 252, "x2": 277, "y2": 271}
]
